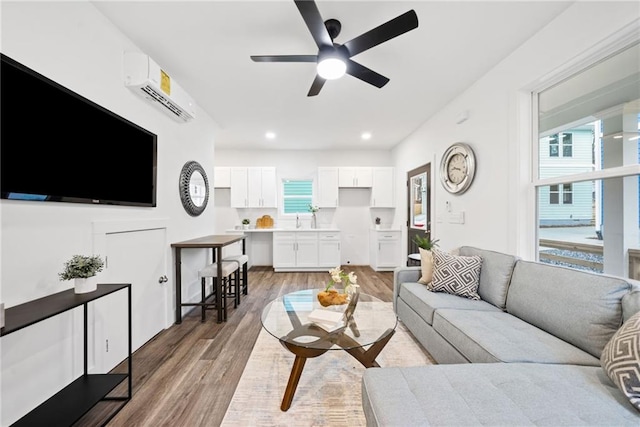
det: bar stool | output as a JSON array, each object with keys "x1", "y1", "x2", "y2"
[
  {"x1": 223, "y1": 254, "x2": 249, "y2": 304},
  {"x1": 198, "y1": 261, "x2": 238, "y2": 322}
]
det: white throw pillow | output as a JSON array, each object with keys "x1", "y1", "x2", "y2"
[{"x1": 417, "y1": 248, "x2": 434, "y2": 289}]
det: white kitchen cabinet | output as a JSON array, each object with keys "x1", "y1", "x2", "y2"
[
  {"x1": 247, "y1": 167, "x2": 277, "y2": 207},
  {"x1": 317, "y1": 167, "x2": 339, "y2": 208},
  {"x1": 370, "y1": 230, "x2": 401, "y2": 271},
  {"x1": 371, "y1": 167, "x2": 395, "y2": 207},
  {"x1": 273, "y1": 231, "x2": 319, "y2": 270},
  {"x1": 338, "y1": 167, "x2": 372, "y2": 188},
  {"x1": 213, "y1": 166, "x2": 231, "y2": 188},
  {"x1": 230, "y1": 167, "x2": 277, "y2": 208},
  {"x1": 230, "y1": 167, "x2": 249, "y2": 207},
  {"x1": 318, "y1": 231, "x2": 341, "y2": 267}
]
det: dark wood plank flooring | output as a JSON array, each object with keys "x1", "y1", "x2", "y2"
[{"x1": 75, "y1": 266, "x2": 394, "y2": 426}]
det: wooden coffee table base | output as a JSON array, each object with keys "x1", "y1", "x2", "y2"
[{"x1": 278, "y1": 325, "x2": 395, "y2": 411}]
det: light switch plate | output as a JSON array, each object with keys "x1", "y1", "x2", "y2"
[{"x1": 448, "y1": 212, "x2": 465, "y2": 224}]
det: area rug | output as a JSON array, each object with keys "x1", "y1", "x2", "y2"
[{"x1": 221, "y1": 313, "x2": 434, "y2": 426}]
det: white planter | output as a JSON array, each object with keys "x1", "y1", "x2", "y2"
[
  {"x1": 74, "y1": 276, "x2": 98, "y2": 294},
  {"x1": 375, "y1": 224, "x2": 381, "y2": 230}
]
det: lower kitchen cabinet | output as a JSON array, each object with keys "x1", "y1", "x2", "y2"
[
  {"x1": 370, "y1": 229, "x2": 402, "y2": 271},
  {"x1": 318, "y1": 231, "x2": 341, "y2": 268},
  {"x1": 273, "y1": 231, "x2": 318, "y2": 271}
]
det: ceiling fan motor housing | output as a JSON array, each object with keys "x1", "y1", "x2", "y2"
[{"x1": 324, "y1": 18, "x2": 341, "y2": 40}]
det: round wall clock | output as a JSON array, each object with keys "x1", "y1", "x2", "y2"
[{"x1": 440, "y1": 142, "x2": 476, "y2": 194}]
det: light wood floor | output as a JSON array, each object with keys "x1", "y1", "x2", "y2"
[{"x1": 77, "y1": 266, "x2": 394, "y2": 426}]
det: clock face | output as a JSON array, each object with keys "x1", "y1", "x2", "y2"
[
  {"x1": 440, "y1": 143, "x2": 476, "y2": 194},
  {"x1": 446, "y1": 153, "x2": 467, "y2": 184}
]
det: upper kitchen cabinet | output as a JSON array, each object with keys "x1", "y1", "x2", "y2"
[
  {"x1": 338, "y1": 167, "x2": 372, "y2": 188},
  {"x1": 213, "y1": 166, "x2": 231, "y2": 188},
  {"x1": 230, "y1": 167, "x2": 277, "y2": 208},
  {"x1": 317, "y1": 167, "x2": 339, "y2": 208},
  {"x1": 371, "y1": 167, "x2": 395, "y2": 208}
]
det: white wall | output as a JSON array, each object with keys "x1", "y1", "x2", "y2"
[
  {"x1": 0, "y1": 2, "x2": 219, "y2": 425},
  {"x1": 392, "y1": 2, "x2": 640, "y2": 258},
  {"x1": 214, "y1": 149, "x2": 395, "y2": 265}
]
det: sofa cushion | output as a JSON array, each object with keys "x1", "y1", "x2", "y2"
[
  {"x1": 431, "y1": 249, "x2": 482, "y2": 300},
  {"x1": 507, "y1": 260, "x2": 630, "y2": 358},
  {"x1": 459, "y1": 246, "x2": 518, "y2": 309},
  {"x1": 362, "y1": 364, "x2": 640, "y2": 426},
  {"x1": 433, "y1": 309, "x2": 600, "y2": 365},
  {"x1": 398, "y1": 282, "x2": 501, "y2": 325},
  {"x1": 601, "y1": 311, "x2": 640, "y2": 412},
  {"x1": 622, "y1": 280, "x2": 640, "y2": 321}
]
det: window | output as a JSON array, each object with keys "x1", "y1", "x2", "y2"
[
  {"x1": 549, "y1": 185, "x2": 559, "y2": 204},
  {"x1": 562, "y1": 133, "x2": 573, "y2": 157},
  {"x1": 549, "y1": 135, "x2": 559, "y2": 157},
  {"x1": 282, "y1": 179, "x2": 313, "y2": 214},
  {"x1": 562, "y1": 183, "x2": 573, "y2": 204},
  {"x1": 547, "y1": 133, "x2": 572, "y2": 158},
  {"x1": 535, "y1": 41, "x2": 640, "y2": 279}
]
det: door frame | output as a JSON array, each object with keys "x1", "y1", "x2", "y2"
[{"x1": 407, "y1": 163, "x2": 431, "y2": 265}]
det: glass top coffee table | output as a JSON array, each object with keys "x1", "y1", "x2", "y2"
[{"x1": 261, "y1": 289, "x2": 397, "y2": 411}]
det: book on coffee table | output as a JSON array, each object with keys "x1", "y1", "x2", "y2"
[{"x1": 308, "y1": 309, "x2": 345, "y2": 331}]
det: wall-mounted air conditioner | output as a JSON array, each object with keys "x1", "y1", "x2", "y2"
[{"x1": 124, "y1": 51, "x2": 196, "y2": 123}]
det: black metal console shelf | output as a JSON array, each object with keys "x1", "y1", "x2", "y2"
[{"x1": 1, "y1": 284, "x2": 132, "y2": 426}]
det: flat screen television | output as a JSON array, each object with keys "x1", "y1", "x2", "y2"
[{"x1": 1, "y1": 53, "x2": 157, "y2": 207}]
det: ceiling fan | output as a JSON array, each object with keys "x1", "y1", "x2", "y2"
[{"x1": 250, "y1": 0, "x2": 419, "y2": 97}]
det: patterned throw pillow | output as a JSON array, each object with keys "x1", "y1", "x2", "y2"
[
  {"x1": 417, "y1": 248, "x2": 435, "y2": 289},
  {"x1": 431, "y1": 249, "x2": 482, "y2": 300},
  {"x1": 601, "y1": 310, "x2": 640, "y2": 412}
]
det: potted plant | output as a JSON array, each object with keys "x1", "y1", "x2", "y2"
[
  {"x1": 242, "y1": 218, "x2": 251, "y2": 229},
  {"x1": 375, "y1": 217, "x2": 381, "y2": 230},
  {"x1": 413, "y1": 234, "x2": 439, "y2": 250},
  {"x1": 59, "y1": 254, "x2": 104, "y2": 294}
]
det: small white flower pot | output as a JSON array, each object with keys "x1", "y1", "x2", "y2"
[{"x1": 75, "y1": 276, "x2": 98, "y2": 294}]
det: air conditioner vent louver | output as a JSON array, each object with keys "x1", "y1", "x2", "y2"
[
  {"x1": 124, "y1": 51, "x2": 196, "y2": 123},
  {"x1": 140, "y1": 85, "x2": 187, "y2": 118}
]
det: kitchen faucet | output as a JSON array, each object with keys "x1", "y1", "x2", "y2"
[{"x1": 296, "y1": 214, "x2": 301, "y2": 228}]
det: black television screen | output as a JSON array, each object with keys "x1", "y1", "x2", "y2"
[{"x1": 1, "y1": 54, "x2": 157, "y2": 207}]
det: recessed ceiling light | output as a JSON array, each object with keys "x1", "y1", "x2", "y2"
[
  {"x1": 361, "y1": 132, "x2": 372, "y2": 140},
  {"x1": 265, "y1": 131, "x2": 276, "y2": 140}
]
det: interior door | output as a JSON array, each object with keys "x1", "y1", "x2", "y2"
[
  {"x1": 93, "y1": 227, "x2": 167, "y2": 371},
  {"x1": 407, "y1": 163, "x2": 431, "y2": 264}
]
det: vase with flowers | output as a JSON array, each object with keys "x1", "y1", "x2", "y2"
[
  {"x1": 317, "y1": 266, "x2": 360, "y2": 307},
  {"x1": 308, "y1": 204, "x2": 319, "y2": 229}
]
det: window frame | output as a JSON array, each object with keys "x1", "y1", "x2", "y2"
[{"x1": 280, "y1": 178, "x2": 314, "y2": 217}]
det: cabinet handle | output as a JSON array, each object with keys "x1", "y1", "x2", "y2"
[
  {"x1": 373, "y1": 198, "x2": 376, "y2": 206},
  {"x1": 338, "y1": 243, "x2": 340, "y2": 250},
  {"x1": 379, "y1": 243, "x2": 381, "y2": 250},
  {"x1": 335, "y1": 198, "x2": 338, "y2": 207}
]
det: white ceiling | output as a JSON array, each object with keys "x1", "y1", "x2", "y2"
[{"x1": 93, "y1": 0, "x2": 572, "y2": 151}]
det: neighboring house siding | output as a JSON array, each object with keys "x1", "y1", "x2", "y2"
[{"x1": 539, "y1": 129, "x2": 594, "y2": 226}]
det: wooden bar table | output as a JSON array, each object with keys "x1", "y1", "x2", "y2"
[{"x1": 171, "y1": 234, "x2": 246, "y2": 324}]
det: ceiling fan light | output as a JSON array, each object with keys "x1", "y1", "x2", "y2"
[{"x1": 317, "y1": 58, "x2": 346, "y2": 80}]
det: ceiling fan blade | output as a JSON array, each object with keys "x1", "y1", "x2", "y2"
[
  {"x1": 294, "y1": 0, "x2": 333, "y2": 49},
  {"x1": 307, "y1": 74, "x2": 326, "y2": 97},
  {"x1": 346, "y1": 60, "x2": 389, "y2": 88},
  {"x1": 251, "y1": 55, "x2": 317, "y2": 63},
  {"x1": 341, "y1": 10, "x2": 418, "y2": 57}
]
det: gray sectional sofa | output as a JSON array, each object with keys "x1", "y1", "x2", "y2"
[{"x1": 362, "y1": 246, "x2": 640, "y2": 426}]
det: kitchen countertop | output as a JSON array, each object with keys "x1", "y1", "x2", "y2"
[{"x1": 226, "y1": 228, "x2": 340, "y2": 233}]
